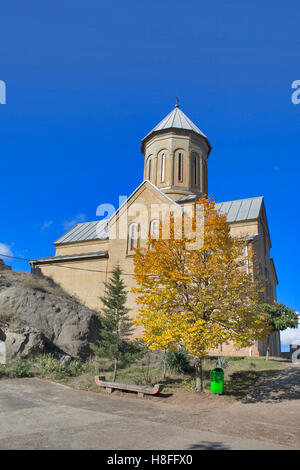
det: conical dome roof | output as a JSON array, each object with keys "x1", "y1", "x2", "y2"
[{"x1": 141, "y1": 105, "x2": 210, "y2": 153}]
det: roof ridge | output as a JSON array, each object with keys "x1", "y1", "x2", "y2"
[
  {"x1": 245, "y1": 198, "x2": 253, "y2": 220},
  {"x1": 142, "y1": 106, "x2": 208, "y2": 144},
  {"x1": 152, "y1": 109, "x2": 173, "y2": 132},
  {"x1": 216, "y1": 196, "x2": 264, "y2": 223},
  {"x1": 217, "y1": 195, "x2": 263, "y2": 205},
  {"x1": 55, "y1": 222, "x2": 89, "y2": 244},
  {"x1": 235, "y1": 199, "x2": 244, "y2": 220},
  {"x1": 177, "y1": 108, "x2": 184, "y2": 128}
]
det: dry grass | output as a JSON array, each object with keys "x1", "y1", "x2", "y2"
[
  {"x1": 63, "y1": 354, "x2": 287, "y2": 400},
  {"x1": 24, "y1": 276, "x2": 54, "y2": 293},
  {"x1": 0, "y1": 308, "x2": 22, "y2": 329},
  {"x1": 23, "y1": 275, "x2": 80, "y2": 302},
  {"x1": 0, "y1": 308, "x2": 13, "y2": 323}
]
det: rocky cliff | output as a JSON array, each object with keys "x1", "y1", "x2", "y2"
[{"x1": 0, "y1": 270, "x2": 101, "y2": 360}]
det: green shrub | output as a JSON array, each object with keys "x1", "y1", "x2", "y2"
[
  {"x1": 166, "y1": 348, "x2": 192, "y2": 373},
  {"x1": 34, "y1": 354, "x2": 72, "y2": 380},
  {"x1": 7, "y1": 359, "x2": 32, "y2": 378},
  {"x1": 69, "y1": 360, "x2": 87, "y2": 375},
  {"x1": 33, "y1": 355, "x2": 92, "y2": 380}
]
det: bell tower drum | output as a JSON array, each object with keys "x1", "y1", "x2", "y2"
[{"x1": 141, "y1": 103, "x2": 211, "y2": 200}]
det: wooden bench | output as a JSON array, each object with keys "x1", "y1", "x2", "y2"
[{"x1": 94, "y1": 375, "x2": 164, "y2": 398}]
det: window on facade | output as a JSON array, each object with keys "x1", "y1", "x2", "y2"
[
  {"x1": 150, "y1": 219, "x2": 159, "y2": 239},
  {"x1": 178, "y1": 153, "x2": 183, "y2": 181},
  {"x1": 148, "y1": 157, "x2": 152, "y2": 180},
  {"x1": 161, "y1": 154, "x2": 165, "y2": 182},
  {"x1": 193, "y1": 156, "x2": 197, "y2": 185},
  {"x1": 128, "y1": 223, "x2": 139, "y2": 253},
  {"x1": 203, "y1": 162, "x2": 207, "y2": 193}
]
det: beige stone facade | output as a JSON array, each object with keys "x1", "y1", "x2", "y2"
[{"x1": 30, "y1": 105, "x2": 280, "y2": 357}]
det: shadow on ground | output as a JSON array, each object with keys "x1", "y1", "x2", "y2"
[
  {"x1": 188, "y1": 441, "x2": 230, "y2": 450},
  {"x1": 240, "y1": 367, "x2": 300, "y2": 404},
  {"x1": 222, "y1": 367, "x2": 300, "y2": 404}
]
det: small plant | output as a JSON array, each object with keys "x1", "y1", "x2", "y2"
[
  {"x1": 0, "y1": 309, "x2": 13, "y2": 324},
  {"x1": 35, "y1": 354, "x2": 72, "y2": 380},
  {"x1": 179, "y1": 377, "x2": 197, "y2": 392},
  {"x1": 216, "y1": 357, "x2": 228, "y2": 369},
  {"x1": 8, "y1": 359, "x2": 32, "y2": 378},
  {"x1": 131, "y1": 373, "x2": 147, "y2": 386},
  {"x1": 69, "y1": 360, "x2": 86, "y2": 375},
  {"x1": 166, "y1": 348, "x2": 191, "y2": 374}
]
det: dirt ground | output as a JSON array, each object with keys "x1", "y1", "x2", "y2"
[
  {"x1": 129, "y1": 363, "x2": 300, "y2": 448},
  {"x1": 0, "y1": 362, "x2": 299, "y2": 449},
  {"x1": 90, "y1": 361, "x2": 300, "y2": 448}
]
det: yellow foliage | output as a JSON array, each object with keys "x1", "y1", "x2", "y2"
[{"x1": 132, "y1": 195, "x2": 269, "y2": 358}]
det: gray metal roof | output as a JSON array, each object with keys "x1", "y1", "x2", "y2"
[
  {"x1": 30, "y1": 251, "x2": 109, "y2": 264},
  {"x1": 176, "y1": 195, "x2": 264, "y2": 222},
  {"x1": 215, "y1": 197, "x2": 263, "y2": 223},
  {"x1": 175, "y1": 194, "x2": 199, "y2": 204},
  {"x1": 54, "y1": 219, "x2": 108, "y2": 245},
  {"x1": 142, "y1": 106, "x2": 208, "y2": 142},
  {"x1": 54, "y1": 195, "x2": 263, "y2": 247}
]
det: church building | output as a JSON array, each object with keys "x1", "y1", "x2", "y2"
[{"x1": 30, "y1": 104, "x2": 280, "y2": 357}]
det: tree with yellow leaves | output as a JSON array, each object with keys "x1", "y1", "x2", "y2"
[{"x1": 132, "y1": 196, "x2": 269, "y2": 391}]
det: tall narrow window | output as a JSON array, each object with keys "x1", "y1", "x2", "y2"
[
  {"x1": 150, "y1": 219, "x2": 159, "y2": 239},
  {"x1": 148, "y1": 158, "x2": 152, "y2": 180},
  {"x1": 178, "y1": 153, "x2": 183, "y2": 181},
  {"x1": 203, "y1": 162, "x2": 207, "y2": 194},
  {"x1": 128, "y1": 223, "x2": 139, "y2": 253},
  {"x1": 161, "y1": 153, "x2": 165, "y2": 182},
  {"x1": 130, "y1": 224, "x2": 135, "y2": 251},
  {"x1": 194, "y1": 156, "x2": 197, "y2": 185}
]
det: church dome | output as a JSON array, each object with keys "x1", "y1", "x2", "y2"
[{"x1": 141, "y1": 104, "x2": 211, "y2": 154}]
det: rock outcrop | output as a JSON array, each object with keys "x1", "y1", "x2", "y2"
[
  {"x1": 0, "y1": 270, "x2": 101, "y2": 360},
  {"x1": 0, "y1": 325, "x2": 46, "y2": 359},
  {"x1": 0, "y1": 259, "x2": 12, "y2": 271}
]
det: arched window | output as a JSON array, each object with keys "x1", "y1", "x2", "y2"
[
  {"x1": 194, "y1": 156, "x2": 197, "y2": 185},
  {"x1": 161, "y1": 153, "x2": 166, "y2": 182},
  {"x1": 178, "y1": 152, "x2": 183, "y2": 181},
  {"x1": 192, "y1": 153, "x2": 200, "y2": 187},
  {"x1": 150, "y1": 219, "x2": 159, "y2": 239},
  {"x1": 128, "y1": 223, "x2": 139, "y2": 253},
  {"x1": 203, "y1": 161, "x2": 207, "y2": 193},
  {"x1": 147, "y1": 156, "x2": 152, "y2": 180}
]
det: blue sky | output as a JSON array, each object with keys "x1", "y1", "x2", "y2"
[{"x1": 0, "y1": 1, "x2": 299, "y2": 350}]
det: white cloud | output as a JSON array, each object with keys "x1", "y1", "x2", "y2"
[
  {"x1": 63, "y1": 214, "x2": 86, "y2": 231},
  {"x1": 0, "y1": 243, "x2": 13, "y2": 259},
  {"x1": 280, "y1": 313, "x2": 300, "y2": 347},
  {"x1": 41, "y1": 220, "x2": 54, "y2": 230}
]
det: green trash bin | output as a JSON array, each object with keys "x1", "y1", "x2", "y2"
[{"x1": 210, "y1": 368, "x2": 224, "y2": 394}]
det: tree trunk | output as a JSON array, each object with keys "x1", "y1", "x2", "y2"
[
  {"x1": 266, "y1": 335, "x2": 270, "y2": 361},
  {"x1": 113, "y1": 358, "x2": 118, "y2": 382},
  {"x1": 195, "y1": 357, "x2": 203, "y2": 392},
  {"x1": 162, "y1": 350, "x2": 167, "y2": 380}
]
